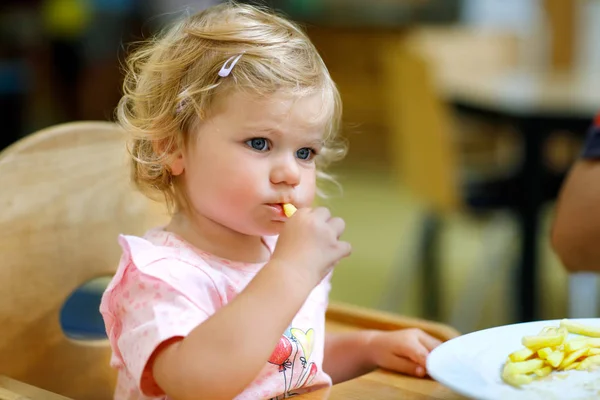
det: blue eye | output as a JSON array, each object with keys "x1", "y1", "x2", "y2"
[
  {"x1": 246, "y1": 138, "x2": 269, "y2": 151},
  {"x1": 296, "y1": 148, "x2": 314, "y2": 160}
]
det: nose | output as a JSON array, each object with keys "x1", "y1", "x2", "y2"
[{"x1": 270, "y1": 154, "x2": 300, "y2": 187}]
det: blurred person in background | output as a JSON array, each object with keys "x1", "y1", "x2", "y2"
[{"x1": 552, "y1": 113, "x2": 600, "y2": 270}]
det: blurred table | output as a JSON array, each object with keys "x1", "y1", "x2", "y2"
[
  {"x1": 446, "y1": 70, "x2": 600, "y2": 118},
  {"x1": 442, "y1": 69, "x2": 600, "y2": 322},
  {"x1": 296, "y1": 369, "x2": 466, "y2": 399}
]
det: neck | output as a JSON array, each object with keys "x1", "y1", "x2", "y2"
[{"x1": 166, "y1": 210, "x2": 270, "y2": 264}]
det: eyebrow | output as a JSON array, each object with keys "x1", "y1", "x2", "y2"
[
  {"x1": 245, "y1": 127, "x2": 324, "y2": 142},
  {"x1": 256, "y1": 127, "x2": 282, "y2": 136}
]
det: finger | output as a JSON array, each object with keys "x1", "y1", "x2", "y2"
[
  {"x1": 294, "y1": 206, "x2": 310, "y2": 215},
  {"x1": 312, "y1": 206, "x2": 331, "y2": 220},
  {"x1": 380, "y1": 354, "x2": 426, "y2": 378},
  {"x1": 395, "y1": 338, "x2": 429, "y2": 366},
  {"x1": 337, "y1": 241, "x2": 352, "y2": 258},
  {"x1": 328, "y1": 217, "x2": 346, "y2": 238},
  {"x1": 418, "y1": 333, "x2": 443, "y2": 352}
]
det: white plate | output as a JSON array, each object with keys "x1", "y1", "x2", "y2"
[{"x1": 427, "y1": 319, "x2": 600, "y2": 400}]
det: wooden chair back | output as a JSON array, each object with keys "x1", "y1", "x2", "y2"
[{"x1": 0, "y1": 121, "x2": 168, "y2": 399}]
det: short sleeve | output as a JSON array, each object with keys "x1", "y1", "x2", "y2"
[
  {"x1": 321, "y1": 272, "x2": 333, "y2": 299},
  {"x1": 100, "y1": 236, "x2": 225, "y2": 396},
  {"x1": 581, "y1": 114, "x2": 600, "y2": 159}
]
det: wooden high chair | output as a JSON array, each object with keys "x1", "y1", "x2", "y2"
[
  {"x1": 0, "y1": 121, "x2": 458, "y2": 399},
  {"x1": 0, "y1": 121, "x2": 169, "y2": 399}
]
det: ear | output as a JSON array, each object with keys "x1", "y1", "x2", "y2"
[
  {"x1": 169, "y1": 151, "x2": 185, "y2": 176},
  {"x1": 151, "y1": 138, "x2": 186, "y2": 176}
]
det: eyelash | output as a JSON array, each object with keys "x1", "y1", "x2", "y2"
[{"x1": 244, "y1": 137, "x2": 319, "y2": 161}]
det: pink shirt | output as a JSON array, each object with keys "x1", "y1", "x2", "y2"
[{"x1": 100, "y1": 228, "x2": 332, "y2": 399}]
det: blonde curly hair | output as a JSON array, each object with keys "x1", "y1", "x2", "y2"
[{"x1": 117, "y1": 1, "x2": 346, "y2": 212}]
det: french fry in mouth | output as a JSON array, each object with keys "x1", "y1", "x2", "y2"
[{"x1": 282, "y1": 203, "x2": 297, "y2": 218}]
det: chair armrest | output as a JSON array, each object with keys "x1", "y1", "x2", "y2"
[
  {"x1": 0, "y1": 376, "x2": 71, "y2": 400},
  {"x1": 326, "y1": 302, "x2": 460, "y2": 342}
]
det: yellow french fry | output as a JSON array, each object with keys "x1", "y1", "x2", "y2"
[
  {"x1": 510, "y1": 348, "x2": 536, "y2": 362},
  {"x1": 534, "y1": 365, "x2": 553, "y2": 377},
  {"x1": 546, "y1": 350, "x2": 565, "y2": 368},
  {"x1": 503, "y1": 373, "x2": 533, "y2": 387},
  {"x1": 503, "y1": 375, "x2": 533, "y2": 387},
  {"x1": 576, "y1": 338, "x2": 600, "y2": 350},
  {"x1": 565, "y1": 361, "x2": 581, "y2": 371},
  {"x1": 522, "y1": 333, "x2": 565, "y2": 350},
  {"x1": 560, "y1": 319, "x2": 600, "y2": 338},
  {"x1": 537, "y1": 347, "x2": 553, "y2": 360},
  {"x1": 565, "y1": 338, "x2": 600, "y2": 353},
  {"x1": 502, "y1": 364, "x2": 534, "y2": 387},
  {"x1": 559, "y1": 347, "x2": 588, "y2": 370},
  {"x1": 504, "y1": 322, "x2": 600, "y2": 387},
  {"x1": 589, "y1": 348, "x2": 600, "y2": 356},
  {"x1": 564, "y1": 339, "x2": 587, "y2": 353},
  {"x1": 282, "y1": 203, "x2": 297, "y2": 217},
  {"x1": 504, "y1": 359, "x2": 545, "y2": 375},
  {"x1": 578, "y1": 354, "x2": 600, "y2": 370}
]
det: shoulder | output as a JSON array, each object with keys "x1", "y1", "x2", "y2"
[{"x1": 104, "y1": 233, "x2": 226, "y2": 297}]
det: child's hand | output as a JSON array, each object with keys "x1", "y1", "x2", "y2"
[
  {"x1": 366, "y1": 328, "x2": 442, "y2": 378},
  {"x1": 272, "y1": 207, "x2": 351, "y2": 286}
]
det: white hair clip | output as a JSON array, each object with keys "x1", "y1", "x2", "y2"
[{"x1": 218, "y1": 54, "x2": 243, "y2": 78}]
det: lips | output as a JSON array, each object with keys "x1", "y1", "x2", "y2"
[{"x1": 266, "y1": 203, "x2": 285, "y2": 217}]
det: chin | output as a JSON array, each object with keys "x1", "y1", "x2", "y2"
[
  {"x1": 233, "y1": 221, "x2": 283, "y2": 237},
  {"x1": 258, "y1": 221, "x2": 285, "y2": 236}
]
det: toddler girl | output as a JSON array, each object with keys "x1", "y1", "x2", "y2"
[{"x1": 100, "y1": 3, "x2": 442, "y2": 399}]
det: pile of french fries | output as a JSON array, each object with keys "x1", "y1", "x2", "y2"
[{"x1": 503, "y1": 319, "x2": 600, "y2": 387}]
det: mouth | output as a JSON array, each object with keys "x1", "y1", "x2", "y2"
[{"x1": 266, "y1": 203, "x2": 286, "y2": 219}]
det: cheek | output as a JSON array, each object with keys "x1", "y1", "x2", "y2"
[
  {"x1": 220, "y1": 157, "x2": 264, "y2": 192},
  {"x1": 298, "y1": 170, "x2": 317, "y2": 206},
  {"x1": 198, "y1": 155, "x2": 264, "y2": 207}
]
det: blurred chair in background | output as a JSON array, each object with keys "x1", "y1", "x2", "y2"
[{"x1": 380, "y1": 28, "x2": 524, "y2": 333}]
